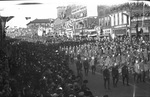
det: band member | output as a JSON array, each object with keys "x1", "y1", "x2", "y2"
[
  {"x1": 103, "y1": 66, "x2": 110, "y2": 90},
  {"x1": 83, "y1": 58, "x2": 90, "y2": 76},
  {"x1": 122, "y1": 63, "x2": 129, "y2": 86},
  {"x1": 112, "y1": 63, "x2": 119, "y2": 87}
]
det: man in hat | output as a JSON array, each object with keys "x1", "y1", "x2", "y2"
[
  {"x1": 103, "y1": 66, "x2": 110, "y2": 90},
  {"x1": 122, "y1": 62, "x2": 129, "y2": 86}
]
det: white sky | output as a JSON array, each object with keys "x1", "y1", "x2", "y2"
[{"x1": 0, "y1": 0, "x2": 149, "y2": 28}]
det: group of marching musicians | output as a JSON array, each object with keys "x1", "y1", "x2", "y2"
[{"x1": 60, "y1": 37, "x2": 150, "y2": 90}]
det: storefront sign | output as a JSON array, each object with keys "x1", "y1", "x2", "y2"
[
  {"x1": 114, "y1": 29, "x2": 126, "y2": 35},
  {"x1": 103, "y1": 29, "x2": 112, "y2": 35}
]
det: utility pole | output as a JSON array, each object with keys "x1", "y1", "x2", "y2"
[
  {"x1": 0, "y1": 16, "x2": 5, "y2": 49},
  {"x1": 0, "y1": 16, "x2": 13, "y2": 50}
]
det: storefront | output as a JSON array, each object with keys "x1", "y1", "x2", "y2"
[
  {"x1": 113, "y1": 28, "x2": 127, "y2": 36},
  {"x1": 131, "y1": 19, "x2": 150, "y2": 39},
  {"x1": 103, "y1": 28, "x2": 112, "y2": 36}
]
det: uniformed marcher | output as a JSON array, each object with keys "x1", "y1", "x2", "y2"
[
  {"x1": 112, "y1": 63, "x2": 119, "y2": 87},
  {"x1": 76, "y1": 59, "x2": 82, "y2": 76},
  {"x1": 134, "y1": 60, "x2": 142, "y2": 83},
  {"x1": 142, "y1": 60, "x2": 149, "y2": 83},
  {"x1": 90, "y1": 57, "x2": 96, "y2": 75},
  {"x1": 83, "y1": 58, "x2": 90, "y2": 76},
  {"x1": 122, "y1": 63, "x2": 129, "y2": 86},
  {"x1": 137, "y1": 60, "x2": 142, "y2": 83},
  {"x1": 103, "y1": 66, "x2": 110, "y2": 90}
]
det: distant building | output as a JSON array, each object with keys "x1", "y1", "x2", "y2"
[
  {"x1": 57, "y1": 6, "x2": 67, "y2": 19},
  {"x1": 55, "y1": 4, "x2": 98, "y2": 37},
  {"x1": 70, "y1": 5, "x2": 98, "y2": 36},
  {"x1": 97, "y1": 5, "x2": 111, "y2": 17},
  {"x1": 71, "y1": 5, "x2": 87, "y2": 19},
  {"x1": 26, "y1": 18, "x2": 54, "y2": 36}
]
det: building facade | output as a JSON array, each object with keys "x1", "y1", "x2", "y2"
[
  {"x1": 27, "y1": 18, "x2": 54, "y2": 36},
  {"x1": 130, "y1": 9, "x2": 150, "y2": 38},
  {"x1": 110, "y1": 11, "x2": 129, "y2": 36}
]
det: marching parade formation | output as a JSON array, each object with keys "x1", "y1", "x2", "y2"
[
  {"x1": 60, "y1": 35, "x2": 150, "y2": 90},
  {"x1": 1, "y1": 28, "x2": 150, "y2": 97},
  {"x1": 1, "y1": 1, "x2": 150, "y2": 97}
]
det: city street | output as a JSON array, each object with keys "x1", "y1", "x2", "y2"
[{"x1": 70, "y1": 62, "x2": 150, "y2": 97}]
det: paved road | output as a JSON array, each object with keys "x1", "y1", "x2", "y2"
[{"x1": 69, "y1": 62, "x2": 150, "y2": 97}]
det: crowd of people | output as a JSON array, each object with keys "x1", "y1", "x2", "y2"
[
  {"x1": 0, "y1": 38, "x2": 97, "y2": 97},
  {"x1": 0, "y1": 33, "x2": 150, "y2": 97},
  {"x1": 61, "y1": 35, "x2": 150, "y2": 89}
]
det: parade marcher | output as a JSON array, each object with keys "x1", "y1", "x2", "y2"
[
  {"x1": 93, "y1": 56, "x2": 98, "y2": 74},
  {"x1": 112, "y1": 63, "x2": 119, "y2": 87},
  {"x1": 83, "y1": 58, "x2": 90, "y2": 76},
  {"x1": 122, "y1": 62, "x2": 129, "y2": 86},
  {"x1": 139, "y1": 60, "x2": 146, "y2": 83},
  {"x1": 103, "y1": 66, "x2": 110, "y2": 90},
  {"x1": 76, "y1": 58, "x2": 83, "y2": 76},
  {"x1": 134, "y1": 60, "x2": 142, "y2": 83},
  {"x1": 90, "y1": 57, "x2": 96, "y2": 74}
]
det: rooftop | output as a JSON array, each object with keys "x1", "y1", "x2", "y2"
[{"x1": 27, "y1": 19, "x2": 54, "y2": 25}]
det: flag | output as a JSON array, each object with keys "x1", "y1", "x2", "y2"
[{"x1": 25, "y1": 17, "x2": 31, "y2": 20}]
